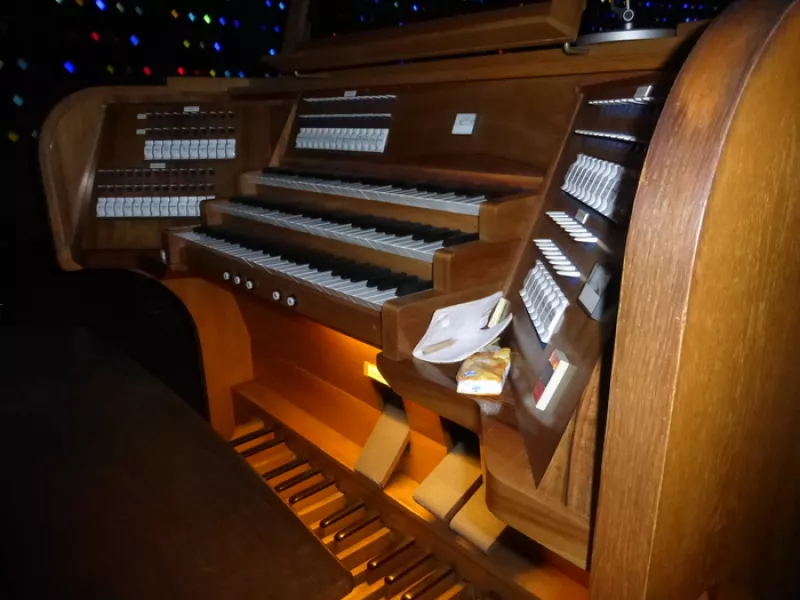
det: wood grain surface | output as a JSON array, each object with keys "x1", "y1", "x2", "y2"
[{"x1": 591, "y1": 1, "x2": 800, "y2": 598}]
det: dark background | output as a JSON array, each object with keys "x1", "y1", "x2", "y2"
[{"x1": 0, "y1": 0, "x2": 729, "y2": 414}]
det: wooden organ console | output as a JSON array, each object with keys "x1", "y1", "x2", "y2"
[{"x1": 39, "y1": 0, "x2": 800, "y2": 598}]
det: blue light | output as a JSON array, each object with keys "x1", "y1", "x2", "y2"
[
  {"x1": 188, "y1": 12, "x2": 195, "y2": 21},
  {"x1": 398, "y1": 21, "x2": 404, "y2": 26},
  {"x1": 134, "y1": 5, "x2": 142, "y2": 15},
  {"x1": 278, "y1": 1, "x2": 285, "y2": 9},
  {"x1": 260, "y1": 24, "x2": 267, "y2": 31},
  {"x1": 265, "y1": 0, "x2": 271, "y2": 6},
  {"x1": 685, "y1": 17, "x2": 691, "y2": 21},
  {"x1": 214, "y1": 42, "x2": 222, "y2": 51},
  {"x1": 412, "y1": 4, "x2": 418, "y2": 11},
  {"x1": 12, "y1": 95, "x2": 24, "y2": 107},
  {"x1": 96, "y1": 0, "x2": 106, "y2": 10},
  {"x1": 273, "y1": 25, "x2": 281, "y2": 32},
  {"x1": 645, "y1": 1, "x2": 651, "y2": 6},
  {"x1": 130, "y1": 34, "x2": 139, "y2": 46},
  {"x1": 360, "y1": 15, "x2": 365, "y2": 22},
  {"x1": 224, "y1": 70, "x2": 231, "y2": 78},
  {"x1": 238, "y1": 71, "x2": 245, "y2": 78},
  {"x1": 269, "y1": 48, "x2": 277, "y2": 56},
  {"x1": 233, "y1": 19, "x2": 240, "y2": 27},
  {"x1": 683, "y1": 3, "x2": 689, "y2": 7},
  {"x1": 17, "y1": 59, "x2": 28, "y2": 71},
  {"x1": 64, "y1": 61, "x2": 76, "y2": 73},
  {"x1": 219, "y1": 16, "x2": 226, "y2": 25}
]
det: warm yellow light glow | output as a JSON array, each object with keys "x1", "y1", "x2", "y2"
[{"x1": 363, "y1": 362, "x2": 388, "y2": 386}]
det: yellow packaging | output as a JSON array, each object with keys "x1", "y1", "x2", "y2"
[{"x1": 456, "y1": 348, "x2": 511, "y2": 396}]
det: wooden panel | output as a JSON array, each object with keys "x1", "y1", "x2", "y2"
[
  {"x1": 591, "y1": 1, "x2": 800, "y2": 598},
  {"x1": 355, "y1": 405, "x2": 411, "y2": 487},
  {"x1": 163, "y1": 277, "x2": 253, "y2": 438},
  {"x1": 413, "y1": 446, "x2": 482, "y2": 523},
  {"x1": 234, "y1": 24, "x2": 705, "y2": 96},
  {"x1": 239, "y1": 294, "x2": 385, "y2": 409},
  {"x1": 450, "y1": 485, "x2": 507, "y2": 553},
  {"x1": 282, "y1": 77, "x2": 586, "y2": 182},
  {"x1": 270, "y1": 0, "x2": 584, "y2": 72},
  {"x1": 483, "y1": 414, "x2": 591, "y2": 568}
]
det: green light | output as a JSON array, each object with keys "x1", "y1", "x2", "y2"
[{"x1": 203, "y1": 14, "x2": 211, "y2": 24}]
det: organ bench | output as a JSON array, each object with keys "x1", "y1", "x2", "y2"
[{"x1": 39, "y1": 0, "x2": 800, "y2": 597}]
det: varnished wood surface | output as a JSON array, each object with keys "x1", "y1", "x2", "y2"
[
  {"x1": 235, "y1": 24, "x2": 705, "y2": 95},
  {"x1": 591, "y1": 1, "x2": 800, "y2": 598},
  {"x1": 271, "y1": 0, "x2": 583, "y2": 73},
  {"x1": 0, "y1": 326, "x2": 350, "y2": 600}
]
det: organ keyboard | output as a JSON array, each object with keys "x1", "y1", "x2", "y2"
[
  {"x1": 39, "y1": 1, "x2": 800, "y2": 598},
  {"x1": 250, "y1": 169, "x2": 494, "y2": 216}
]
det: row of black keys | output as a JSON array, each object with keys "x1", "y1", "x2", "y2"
[
  {"x1": 261, "y1": 167, "x2": 503, "y2": 200},
  {"x1": 229, "y1": 196, "x2": 479, "y2": 247},
  {"x1": 197, "y1": 226, "x2": 434, "y2": 297}
]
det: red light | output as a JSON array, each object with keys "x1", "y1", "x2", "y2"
[
  {"x1": 498, "y1": 49, "x2": 504, "y2": 54},
  {"x1": 194, "y1": 68, "x2": 201, "y2": 76},
  {"x1": 177, "y1": 67, "x2": 185, "y2": 75},
  {"x1": 143, "y1": 66, "x2": 152, "y2": 76},
  {"x1": 91, "y1": 32, "x2": 101, "y2": 41}
]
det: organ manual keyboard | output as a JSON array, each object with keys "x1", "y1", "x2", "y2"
[{"x1": 40, "y1": 0, "x2": 800, "y2": 598}]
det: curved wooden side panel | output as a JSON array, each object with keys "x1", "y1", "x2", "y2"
[
  {"x1": 592, "y1": 0, "x2": 800, "y2": 598},
  {"x1": 40, "y1": 85, "x2": 234, "y2": 271}
]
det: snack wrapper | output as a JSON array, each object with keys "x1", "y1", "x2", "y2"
[{"x1": 455, "y1": 348, "x2": 511, "y2": 396}]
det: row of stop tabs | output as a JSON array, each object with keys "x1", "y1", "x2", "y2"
[
  {"x1": 95, "y1": 195, "x2": 215, "y2": 218},
  {"x1": 143, "y1": 138, "x2": 236, "y2": 161}
]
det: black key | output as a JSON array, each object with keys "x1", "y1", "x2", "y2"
[
  {"x1": 377, "y1": 274, "x2": 416, "y2": 291},
  {"x1": 396, "y1": 278, "x2": 434, "y2": 297},
  {"x1": 441, "y1": 232, "x2": 480, "y2": 247},
  {"x1": 368, "y1": 272, "x2": 404, "y2": 289}
]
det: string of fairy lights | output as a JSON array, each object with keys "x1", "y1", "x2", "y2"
[
  {"x1": 1, "y1": 0, "x2": 289, "y2": 147},
  {"x1": 1, "y1": 0, "x2": 733, "y2": 149}
]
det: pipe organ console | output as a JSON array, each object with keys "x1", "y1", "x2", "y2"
[{"x1": 39, "y1": 1, "x2": 800, "y2": 598}]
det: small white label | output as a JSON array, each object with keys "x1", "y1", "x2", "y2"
[
  {"x1": 634, "y1": 85, "x2": 653, "y2": 100},
  {"x1": 183, "y1": 106, "x2": 200, "y2": 113},
  {"x1": 137, "y1": 113, "x2": 148, "y2": 120},
  {"x1": 149, "y1": 162, "x2": 166, "y2": 170},
  {"x1": 452, "y1": 113, "x2": 477, "y2": 135},
  {"x1": 136, "y1": 128, "x2": 147, "y2": 135},
  {"x1": 343, "y1": 90, "x2": 357, "y2": 98}
]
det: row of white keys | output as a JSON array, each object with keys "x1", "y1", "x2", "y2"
[
  {"x1": 251, "y1": 173, "x2": 488, "y2": 216},
  {"x1": 178, "y1": 232, "x2": 399, "y2": 309},
  {"x1": 220, "y1": 204, "x2": 443, "y2": 261}
]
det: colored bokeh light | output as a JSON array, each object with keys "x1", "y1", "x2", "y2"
[{"x1": 64, "y1": 61, "x2": 76, "y2": 73}]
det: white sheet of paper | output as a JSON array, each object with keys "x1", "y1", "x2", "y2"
[{"x1": 412, "y1": 292, "x2": 512, "y2": 364}]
